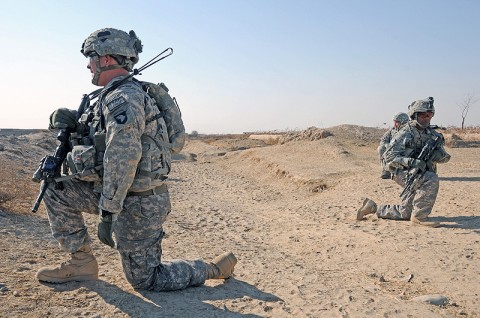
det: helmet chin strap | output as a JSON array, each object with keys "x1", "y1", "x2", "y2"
[
  {"x1": 413, "y1": 114, "x2": 429, "y2": 129},
  {"x1": 90, "y1": 55, "x2": 127, "y2": 86}
]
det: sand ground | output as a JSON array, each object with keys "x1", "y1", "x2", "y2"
[{"x1": 0, "y1": 126, "x2": 478, "y2": 317}]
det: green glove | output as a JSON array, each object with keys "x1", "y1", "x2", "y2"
[
  {"x1": 49, "y1": 108, "x2": 78, "y2": 130},
  {"x1": 408, "y1": 158, "x2": 426, "y2": 171},
  {"x1": 98, "y1": 211, "x2": 115, "y2": 248}
]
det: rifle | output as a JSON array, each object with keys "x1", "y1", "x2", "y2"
[
  {"x1": 31, "y1": 128, "x2": 72, "y2": 212},
  {"x1": 429, "y1": 124, "x2": 446, "y2": 130},
  {"x1": 399, "y1": 135, "x2": 442, "y2": 200},
  {"x1": 30, "y1": 48, "x2": 174, "y2": 213}
]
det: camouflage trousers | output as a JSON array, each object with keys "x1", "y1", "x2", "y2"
[
  {"x1": 376, "y1": 170, "x2": 439, "y2": 220},
  {"x1": 43, "y1": 179, "x2": 207, "y2": 291}
]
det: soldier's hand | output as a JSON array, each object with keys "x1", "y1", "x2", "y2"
[
  {"x1": 49, "y1": 108, "x2": 78, "y2": 130},
  {"x1": 409, "y1": 159, "x2": 426, "y2": 171},
  {"x1": 98, "y1": 211, "x2": 115, "y2": 248}
]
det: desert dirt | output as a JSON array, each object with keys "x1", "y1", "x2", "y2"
[{"x1": 0, "y1": 125, "x2": 479, "y2": 318}]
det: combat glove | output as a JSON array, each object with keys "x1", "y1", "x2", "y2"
[
  {"x1": 408, "y1": 158, "x2": 426, "y2": 171},
  {"x1": 98, "y1": 210, "x2": 116, "y2": 248},
  {"x1": 49, "y1": 108, "x2": 79, "y2": 130}
]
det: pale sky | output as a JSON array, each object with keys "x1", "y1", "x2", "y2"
[{"x1": 1, "y1": 0, "x2": 479, "y2": 133}]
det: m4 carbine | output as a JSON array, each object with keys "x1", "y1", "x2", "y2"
[
  {"x1": 31, "y1": 128, "x2": 72, "y2": 212},
  {"x1": 400, "y1": 135, "x2": 442, "y2": 200}
]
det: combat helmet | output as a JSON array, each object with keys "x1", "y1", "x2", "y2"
[
  {"x1": 407, "y1": 97, "x2": 435, "y2": 119},
  {"x1": 392, "y1": 112, "x2": 409, "y2": 124},
  {"x1": 81, "y1": 28, "x2": 142, "y2": 85}
]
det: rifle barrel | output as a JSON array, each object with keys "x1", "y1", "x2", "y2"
[{"x1": 32, "y1": 181, "x2": 48, "y2": 212}]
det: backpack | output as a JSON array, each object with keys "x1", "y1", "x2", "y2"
[{"x1": 140, "y1": 81, "x2": 186, "y2": 154}]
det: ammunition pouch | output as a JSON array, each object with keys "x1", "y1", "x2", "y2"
[{"x1": 66, "y1": 145, "x2": 102, "y2": 182}]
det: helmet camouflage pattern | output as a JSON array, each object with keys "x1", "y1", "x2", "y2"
[
  {"x1": 392, "y1": 112, "x2": 409, "y2": 124},
  {"x1": 81, "y1": 28, "x2": 143, "y2": 71},
  {"x1": 407, "y1": 97, "x2": 435, "y2": 119}
]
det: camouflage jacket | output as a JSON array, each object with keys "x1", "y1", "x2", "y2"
[
  {"x1": 89, "y1": 76, "x2": 171, "y2": 214},
  {"x1": 384, "y1": 122, "x2": 450, "y2": 174},
  {"x1": 378, "y1": 127, "x2": 400, "y2": 157}
]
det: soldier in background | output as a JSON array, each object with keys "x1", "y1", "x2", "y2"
[
  {"x1": 357, "y1": 97, "x2": 450, "y2": 227},
  {"x1": 36, "y1": 28, "x2": 237, "y2": 290},
  {"x1": 378, "y1": 112, "x2": 410, "y2": 179}
]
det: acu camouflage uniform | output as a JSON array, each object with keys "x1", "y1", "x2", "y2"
[
  {"x1": 378, "y1": 112, "x2": 409, "y2": 175},
  {"x1": 378, "y1": 127, "x2": 400, "y2": 172},
  {"x1": 376, "y1": 122, "x2": 450, "y2": 220},
  {"x1": 44, "y1": 76, "x2": 207, "y2": 290}
]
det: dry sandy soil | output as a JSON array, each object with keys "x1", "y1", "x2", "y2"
[{"x1": 0, "y1": 125, "x2": 478, "y2": 318}]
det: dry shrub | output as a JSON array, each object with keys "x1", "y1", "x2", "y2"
[{"x1": 442, "y1": 127, "x2": 480, "y2": 147}]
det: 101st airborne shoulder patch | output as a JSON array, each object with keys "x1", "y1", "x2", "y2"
[{"x1": 114, "y1": 111, "x2": 128, "y2": 124}]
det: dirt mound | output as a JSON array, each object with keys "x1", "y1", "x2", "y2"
[
  {"x1": 280, "y1": 127, "x2": 333, "y2": 143},
  {"x1": 280, "y1": 125, "x2": 385, "y2": 144}
]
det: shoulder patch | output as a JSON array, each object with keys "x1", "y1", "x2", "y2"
[
  {"x1": 107, "y1": 96, "x2": 127, "y2": 112},
  {"x1": 114, "y1": 111, "x2": 128, "y2": 124}
]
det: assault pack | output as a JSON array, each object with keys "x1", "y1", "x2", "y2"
[{"x1": 140, "y1": 81, "x2": 185, "y2": 154}]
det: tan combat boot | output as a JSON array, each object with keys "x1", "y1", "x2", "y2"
[
  {"x1": 36, "y1": 246, "x2": 99, "y2": 283},
  {"x1": 206, "y1": 251, "x2": 237, "y2": 279},
  {"x1": 356, "y1": 198, "x2": 377, "y2": 220},
  {"x1": 411, "y1": 216, "x2": 440, "y2": 228}
]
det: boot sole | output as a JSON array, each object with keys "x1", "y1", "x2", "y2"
[{"x1": 37, "y1": 274, "x2": 98, "y2": 283}]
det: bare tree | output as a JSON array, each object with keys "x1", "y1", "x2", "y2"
[{"x1": 457, "y1": 93, "x2": 478, "y2": 130}]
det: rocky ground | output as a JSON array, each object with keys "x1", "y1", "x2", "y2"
[{"x1": 0, "y1": 126, "x2": 479, "y2": 317}]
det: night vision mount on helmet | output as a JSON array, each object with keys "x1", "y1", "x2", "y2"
[{"x1": 407, "y1": 97, "x2": 435, "y2": 119}]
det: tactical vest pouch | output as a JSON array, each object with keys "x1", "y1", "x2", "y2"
[{"x1": 66, "y1": 145, "x2": 102, "y2": 182}]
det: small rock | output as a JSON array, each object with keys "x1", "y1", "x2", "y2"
[
  {"x1": 263, "y1": 305, "x2": 273, "y2": 312},
  {"x1": 411, "y1": 294, "x2": 448, "y2": 306},
  {"x1": 406, "y1": 273, "x2": 414, "y2": 282}
]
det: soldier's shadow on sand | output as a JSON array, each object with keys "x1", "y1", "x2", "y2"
[
  {"x1": 439, "y1": 176, "x2": 480, "y2": 182},
  {"x1": 430, "y1": 215, "x2": 480, "y2": 231},
  {"x1": 137, "y1": 278, "x2": 283, "y2": 317},
  {"x1": 40, "y1": 278, "x2": 281, "y2": 317}
]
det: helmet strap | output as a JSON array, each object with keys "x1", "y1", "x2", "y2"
[
  {"x1": 413, "y1": 114, "x2": 429, "y2": 129},
  {"x1": 90, "y1": 55, "x2": 126, "y2": 86}
]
